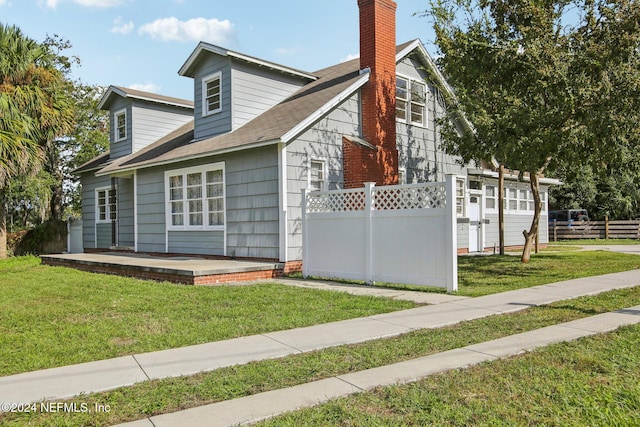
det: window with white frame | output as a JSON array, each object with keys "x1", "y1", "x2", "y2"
[
  {"x1": 502, "y1": 186, "x2": 548, "y2": 213},
  {"x1": 456, "y1": 179, "x2": 465, "y2": 217},
  {"x1": 398, "y1": 167, "x2": 406, "y2": 185},
  {"x1": 96, "y1": 188, "x2": 117, "y2": 223},
  {"x1": 114, "y1": 109, "x2": 126, "y2": 142},
  {"x1": 166, "y1": 164, "x2": 225, "y2": 230},
  {"x1": 309, "y1": 159, "x2": 326, "y2": 191},
  {"x1": 485, "y1": 185, "x2": 497, "y2": 210},
  {"x1": 202, "y1": 72, "x2": 222, "y2": 116},
  {"x1": 396, "y1": 76, "x2": 427, "y2": 126}
]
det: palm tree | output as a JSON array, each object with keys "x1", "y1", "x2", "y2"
[{"x1": 0, "y1": 23, "x2": 71, "y2": 257}]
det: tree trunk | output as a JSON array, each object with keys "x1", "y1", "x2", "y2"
[
  {"x1": 47, "y1": 140, "x2": 64, "y2": 221},
  {"x1": 521, "y1": 173, "x2": 542, "y2": 263},
  {"x1": 0, "y1": 189, "x2": 7, "y2": 259},
  {"x1": 498, "y1": 164, "x2": 505, "y2": 255}
]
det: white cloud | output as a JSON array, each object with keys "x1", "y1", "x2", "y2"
[
  {"x1": 276, "y1": 47, "x2": 301, "y2": 56},
  {"x1": 138, "y1": 17, "x2": 234, "y2": 44},
  {"x1": 111, "y1": 16, "x2": 134, "y2": 34},
  {"x1": 128, "y1": 82, "x2": 161, "y2": 93},
  {"x1": 0, "y1": 0, "x2": 9, "y2": 7},
  {"x1": 39, "y1": 0, "x2": 59, "y2": 8},
  {"x1": 341, "y1": 53, "x2": 359, "y2": 62},
  {"x1": 40, "y1": 0, "x2": 121, "y2": 9},
  {"x1": 73, "y1": 0, "x2": 121, "y2": 7}
]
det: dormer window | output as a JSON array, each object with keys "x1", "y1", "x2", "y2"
[
  {"x1": 202, "y1": 71, "x2": 222, "y2": 116},
  {"x1": 114, "y1": 109, "x2": 127, "y2": 141},
  {"x1": 396, "y1": 76, "x2": 427, "y2": 127}
]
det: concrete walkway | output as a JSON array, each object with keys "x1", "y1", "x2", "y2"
[
  {"x1": 118, "y1": 304, "x2": 640, "y2": 427},
  {"x1": 1, "y1": 269, "x2": 638, "y2": 412}
]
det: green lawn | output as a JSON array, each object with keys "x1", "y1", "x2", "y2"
[
  {"x1": 1, "y1": 251, "x2": 639, "y2": 425},
  {"x1": 259, "y1": 324, "x2": 640, "y2": 426},
  {"x1": 0, "y1": 256, "x2": 415, "y2": 376},
  {"x1": 456, "y1": 249, "x2": 640, "y2": 296},
  {"x1": 552, "y1": 238, "x2": 640, "y2": 245},
  {"x1": 3, "y1": 286, "x2": 640, "y2": 426}
]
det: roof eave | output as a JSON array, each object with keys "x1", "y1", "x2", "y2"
[
  {"x1": 467, "y1": 168, "x2": 562, "y2": 186},
  {"x1": 95, "y1": 138, "x2": 281, "y2": 177},
  {"x1": 97, "y1": 85, "x2": 194, "y2": 110},
  {"x1": 178, "y1": 41, "x2": 317, "y2": 81}
]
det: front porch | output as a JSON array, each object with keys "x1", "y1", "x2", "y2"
[{"x1": 41, "y1": 252, "x2": 287, "y2": 285}]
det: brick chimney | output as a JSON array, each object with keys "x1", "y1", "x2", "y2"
[{"x1": 344, "y1": 0, "x2": 398, "y2": 188}]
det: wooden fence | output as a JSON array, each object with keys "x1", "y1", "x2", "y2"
[{"x1": 550, "y1": 218, "x2": 640, "y2": 241}]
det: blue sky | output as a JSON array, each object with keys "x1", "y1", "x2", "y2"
[{"x1": 1, "y1": 0, "x2": 437, "y2": 100}]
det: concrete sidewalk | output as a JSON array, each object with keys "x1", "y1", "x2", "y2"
[
  {"x1": 1, "y1": 270, "x2": 639, "y2": 410},
  {"x1": 118, "y1": 304, "x2": 640, "y2": 427}
]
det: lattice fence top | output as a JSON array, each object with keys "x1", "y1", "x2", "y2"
[
  {"x1": 374, "y1": 184, "x2": 447, "y2": 210},
  {"x1": 306, "y1": 183, "x2": 447, "y2": 213},
  {"x1": 306, "y1": 189, "x2": 366, "y2": 213}
]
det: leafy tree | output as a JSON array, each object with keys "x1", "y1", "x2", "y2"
[
  {"x1": 63, "y1": 82, "x2": 109, "y2": 217},
  {"x1": 425, "y1": 0, "x2": 640, "y2": 261},
  {"x1": 0, "y1": 24, "x2": 73, "y2": 257}
]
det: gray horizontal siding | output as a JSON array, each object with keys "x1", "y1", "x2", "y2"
[
  {"x1": 80, "y1": 173, "x2": 112, "y2": 249},
  {"x1": 457, "y1": 221, "x2": 469, "y2": 249},
  {"x1": 484, "y1": 212, "x2": 549, "y2": 249},
  {"x1": 193, "y1": 57, "x2": 232, "y2": 140},
  {"x1": 132, "y1": 102, "x2": 192, "y2": 153},
  {"x1": 133, "y1": 146, "x2": 279, "y2": 259},
  {"x1": 109, "y1": 98, "x2": 132, "y2": 159},
  {"x1": 168, "y1": 231, "x2": 224, "y2": 255},
  {"x1": 396, "y1": 57, "x2": 466, "y2": 183},
  {"x1": 116, "y1": 177, "x2": 134, "y2": 248},
  {"x1": 136, "y1": 168, "x2": 166, "y2": 253},
  {"x1": 231, "y1": 61, "x2": 305, "y2": 129},
  {"x1": 285, "y1": 94, "x2": 362, "y2": 261},
  {"x1": 96, "y1": 223, "x2": 112, "y2": 249},
  {"x1": 226, "y1": 146, "x2": 280, "y2": 259}
]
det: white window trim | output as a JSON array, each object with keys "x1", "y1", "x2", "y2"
[
  {"x1": 502, "y1": 185, "x2": 548, "y2": 215},
  {"x1": 396, "y1": 73, "x2": 428, "y2": 128},
  {"x1": 398, "y1": 167, "x2": 407, "y2": 184},
  {"x1": 201, "y1": 71, "x2": 222, "y2": 117},
  {"x1": 455, "y1": 177, "x2": 466, "y2": 218},
  {"x1": 485, "y1": 184, "x2": 498, "y2": 213},
  {"x1": 95, "y1": 186, "x2": 117, "y2": 224},
  {"x1": 114, "y1": 108, "x2": 127, "y2": 142},
  {"x1": 164, "y1": 163, "x2": 226, "y2": 231},
  {"x1": 308, "y1": 158, "x2": 328, "y2": 192}
]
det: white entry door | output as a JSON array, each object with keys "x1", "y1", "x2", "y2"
[{"x1": 468, "y1": 196, "x2": 481, "y2": 252}]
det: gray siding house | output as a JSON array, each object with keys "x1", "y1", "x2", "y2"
[{"x1": 75, "y1": 0, "x2": 555, "y2": 267}]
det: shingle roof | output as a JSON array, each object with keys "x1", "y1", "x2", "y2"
[
  {"x1": 98, "y1": 59, "x2": 366, "y2": 174},
  {"x1": 73, "y1": 150, "x2": 111, "y2": 174},
  {"x1": 96, "y1": 40, "x2": 420, "y2": 175},
  {"x1": 98, "y1": 86, "x2": 194, "y2": 110}
]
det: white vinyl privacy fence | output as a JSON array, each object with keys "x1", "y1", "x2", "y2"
[{"x1": 302, "y1": 175, "x2": 458, "y2": 292}]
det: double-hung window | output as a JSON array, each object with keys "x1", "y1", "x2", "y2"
[
  {"x1": 202, "y1": 72, "x2": 222, "y2": 116},
  {"x1": 96, "y1": 188, "x2": 117, "y2": 223},
  {"x1": 485, "y1": 185, "x2": 497, "y2": 210},
  {"x1": 456, "y1": 179, "x2": 465, "y2": 217},
  {"x1": 114, "y1": 109, "x2": 126, "y2": 141},
  {"x1": 309, "y1": 159, "x2": 326, "y2": 191},
  {"x1": 396, "y1": 76, "x2": 427, "y2": 126},
  {"x1": 166, "y1": 163, "x2": 225, "y2": 230}
]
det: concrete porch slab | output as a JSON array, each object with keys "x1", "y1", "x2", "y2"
[{"x1": 41, "y1": 252, "x2": 285, "y2": 285}]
